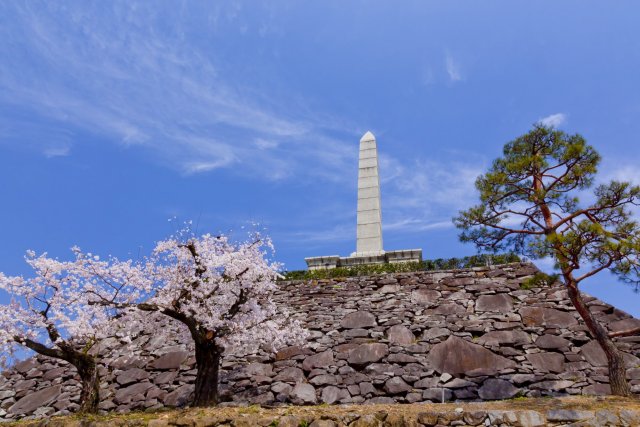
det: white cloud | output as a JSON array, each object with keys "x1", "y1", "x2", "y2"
[
  {"x1": 445, "y1": 52, "x2": 463, "y2": 82},
  {"x1": 604, "y1": 165, "x2": 640, "y2": 185},
  {"x1": 539, "y1": 113, "x2": 567, "y2": 127},
  {"x1": 530, "y1": 256, "x2": 557, "y2": 273},
  {"x1": 43, "y1": 145, "x2": 71, "y2": 158},
  {"x1": 255, "y1": 139, "x2": 279, "y2": 150}
]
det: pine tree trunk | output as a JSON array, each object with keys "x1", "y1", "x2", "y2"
[
  {"x1": 72, "y1": 353, "x2": 100, "y2": 414},
  {"x1": 193, "y1": 342, "x2": 221, "y2": 407},
  {"x1": 565, "y1": 279, "x2": 631, "y2": 396}
]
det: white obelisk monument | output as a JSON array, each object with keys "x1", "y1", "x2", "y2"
[
  {"x1": 354, "y1": 131, "x2": 384, "y2": 256},
  {"x1": 305, "y1": 131, "x2": 422, "y2": 270}
]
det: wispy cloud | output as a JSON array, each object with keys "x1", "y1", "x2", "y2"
[
  {"x1": 539, "y1": 113, "x2": 567, "y2": 127},
  {"x1": 0, "y1": 3, "x2": 356, "y2": 181},
  {"x1": 603, "y1": 165, "x2": 640, "y2": 185},
  {"x1": 385, "y1": 219, "x2": 453, "y2": 232},
  {"x1": 379, "y1": 154, "x2": 486, "y2": 233},
  {"x1": 445, "y1": 52, "x2": 463, "y2": 82}
]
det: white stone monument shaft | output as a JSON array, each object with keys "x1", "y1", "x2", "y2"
[
  {"x1": 355, "y1": 131, "x2": 384, "y2": 255},
  {"x1": 304, "y1": 130, "x2": 422, "y2": 270}
]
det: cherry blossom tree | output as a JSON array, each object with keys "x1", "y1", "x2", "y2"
[
  {"x1": 0, "y1": 249, "x2": 147, "y2": 413},
  {"x1": 84, "y1": 230, "x2": 307, "y2": 407}
]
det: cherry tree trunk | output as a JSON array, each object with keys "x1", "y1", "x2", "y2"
[
  {"x1": 193, "y1": 342, "x2": 221, "y2": 407},
  {"x1": 565, "y1": 280, "x2": 631, "y2": 396},
  {"x1": 69, "y1": 352, "x2": 100, "y2": 413}
]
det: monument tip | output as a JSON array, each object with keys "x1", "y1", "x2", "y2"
[{"x1": 360, "y1": 131, "x2": 376, "y2": 142}]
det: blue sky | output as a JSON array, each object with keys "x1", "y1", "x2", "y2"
[{"x1": 1, "y1": 2, "x2": 639, "y2": 316}]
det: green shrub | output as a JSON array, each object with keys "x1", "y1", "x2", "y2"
[
  {"x1": 280, "y1": 253, "x2": 520, "y2": 281},
  {"x1": 521, "y1": 272, "x2": 560, "y2": 289}
]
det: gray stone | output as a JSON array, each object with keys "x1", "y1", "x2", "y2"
[
  {"x1": 422, "y1": 387, "x2": 452, "y2": 402},
  {"x1": 153, "y1": 371, "x2": 178, "y2": 385},
  {"x1": 309, "y1": 420, "x2": 337, "y2": 427},
  {"x1": 546, "y1": 409, "x2": 594, "y2": 422},
  {"x1": 116, "y1": 368, "x2": 149, "y2": 385},
  {"x1": 289, "y1": 383, "x2": 317, "y2": 405},
  {"x1": 580, "y1": 340, "x2": 608, "y2": 367},
  {"x1": 367, "y1": 396, "x2": 395, "y2": 404},
  {"x1": 417, "y1": 411, "x2": 439, "y2": 425},
  {"x1": 578, "y1": 340, "x2": 639, "y2": 368},
  {"x1": 379, "y1": 284, "x2": 400, "y2": 294},
  {"x1": 14, "y1": 379, "x2": 36, "y2": 392},
  {"x1": 526, "y1": 352, "x2": 565, "y2": 373},
  {"x1": 163, "y1": 384, "x2": 194, "y2": 407},
  {"x1": 432, "y1": 303, "x2": 466, "y2": 315},
  {"x1": 244, "y1": 363, "x2": 273, "y2": 377},
  {"x1": 0, "y1": 390, "x2": 15, "y2": 400},
  {"x1": 511, "y1": 374, "x2": 535, "y2": 384},
  {"x1": 13, "y1": 359, "x2": 38, "y2": 374},
  {"x1": 309, "y1": 374, "x2": 338, "y2": 386},
  {"x1": 279, "y1": 415, "x2": 307, "y2": 427},
  {"x1": 114, "y1": 382, "x2": 154, "y2": 404},
  {"x1": 320, "y1": 385, "x2": 341, "y2": 404},
  {"x1": 8, "y1": 385, "x2": 61, "y2": 415},
  {"x1": 427, "y1": 336, "x2": 516, "y2": 375},
  {"x1": 535, "y1": 334, "x2": 571, "y2": 349},
  {"x1": 444, "y1": 378, "x2": 475, "y2": 388},
  {"x1": 271, "y1": 382, "x2": 292, "y2": 394},
  {"x1": 344, "y1": 328, "x2": 369, "y2": 338},
  {"x1": 520, "y1": 307, "x2": 578, "y2": 327},
  {"x1": 42, "y1": 367, "x2": 67, "y2": 381},
  {"x1": 411, "y1": 288, "x2": 440, "y2": 305},
  {"x1": 150, "y1": 351, "x2": 189, "y2": 370},
  {"x1": 477, "y1": 379, "x2": 519, "y2": 400},
  {"x1": 414, "y1": 377, "x2": 439, "y2": 389},
  {"x1": 515, "y1": 410, "x2": 546, "y2": 427},
  {"x1": 302, "y1": 350, "x2": 334, "y2": 371},
  {"x1": 348, "y1": 343, "x2": 388, "y2": 365},
  {"x1": 476, "y1": 294, "x2": 513, "y2": 312},
  {"x1": 33, "y1": 406, "x2": 54, "y2": 417},
  {"x1": 341, "y1": 311, "x2": 377, "y2": 329},
  {"x1": 583, "y1": 383, "x2": 611, "y2": 395},
  {"x1": 359, "y1": 382, "x2": 376, "y2": 395},
  {"x1": 530, "y1": 380, "x2": 574, "y2": 390},
  {"x1": 422, "y1": 327, "x2": 451, "y2": 340},
  {"x1": 595, "y1": 409, "x2": 620, "y2": 425},
  {"x1": 620, "y1": 410, "x2": 640, "y2": 426},
  {"x1": 276, "y1": 345, "x2": 312, "y2": 361},
  {"x1": 274, "y1": 367, "x2": 305, "y2": 383},
  {"x1": 251, "y1": 391, "x2": 274, "y2": 405},
  {"x1": 383, "y1": 377, "x2": 411, "y2": 394},
  {"x1": 386, "y1": 325, "x2": 414, "y2": 345},
  {"x1": 477, "y1": 330, "x2": 531, "y2": 346},
  {"x1": 386, "y1": 353, "x2": 418, "y2": 363}
]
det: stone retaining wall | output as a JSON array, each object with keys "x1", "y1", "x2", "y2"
[
  {"x1": 14, "y1": 400, "x2": 640, "y2": 426},
  {"x1": 1, "y1": 262, "x2": 639, "y2": 421}
]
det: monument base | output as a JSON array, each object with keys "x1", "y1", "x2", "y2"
[{"x1": 305, "y1": 249, "x2": 422, "y2": 271}]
